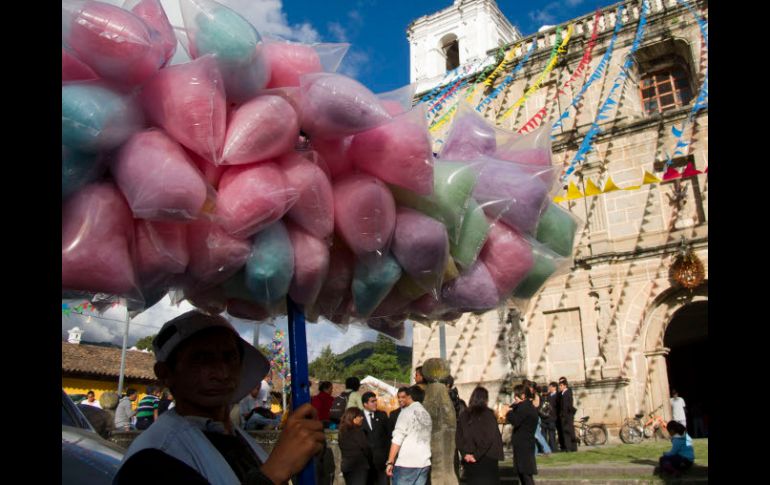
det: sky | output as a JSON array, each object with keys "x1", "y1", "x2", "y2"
[{"x1": 62, "y1": 0, "x2": 619, "y2": 359}]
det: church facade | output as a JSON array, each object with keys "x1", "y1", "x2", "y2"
[{"x1": 408, "y1": 0, "x2": 708, "y2": 436}]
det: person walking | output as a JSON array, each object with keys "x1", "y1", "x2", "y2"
[
  {"x1": 670, "y1": 389, "x2": 686, "y2": 428},
  {"x1": 558, "y1": 378, "x2": 577, "y2": 452},
  {"x1": 114, "y1": 388, "x2": 138, "y2": 431},
  {"x1": 387, "y1": 385, "x2": 432, "y2": 485},
  {"x1": 311, "y1": 381, "x2": 335, "y2": 427},
  {"x1": 362, "y1": 391, "x2": 391, "y2": 485},
  {"x1": 456, "y1": 386, "x2": 504, "y2": 484},
  {"x1": 135, "y1": 385, "x2": 161, "y2": 430},
  {"x1": 339, "y1": 407, "x2": 372, "y2": 485},
  {"x1": 529, "y1": 382, "x2": 551, "y2": 456},
  {"x1": 506, "y1": 384, "x2": 538, "y2": 485}
]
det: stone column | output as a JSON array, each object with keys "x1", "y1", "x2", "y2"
[
  {"x1": 421, "y1": 358, "x2": 458, "y2": 485},
  {"x1": 644, "y1": 348, "x2": 671, "y2": 421}
]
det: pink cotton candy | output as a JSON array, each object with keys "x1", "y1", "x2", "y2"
[
  {"x1": 264, "y1": 41, "x2": 323, "y2": 88},
  {"x1": 113, "y1": 130, "x2": 210, "y2": 221},
  {"x1": 62, "y1": 48, "x2": 99, "y2": 82},
  {"x1": 441, "y1": 260, "x2": 500, "y2": 311},
  {"x1": 280, "y1": 152, "x2": 334, "y2": 239},
  {"x1": 333, "y1": 174, "x2": 396, "y2": 257},
  {"x1": 310, "y1": 137, "x2": 353, "y2": 179},
  {"x1": 186, "y1": 220, "x2": 251, "y2": 285},
  {"x1": 134, "y1": 220, "x2": 189, "y2": 281},
  {"x1": 348, "y1": 108, "x2": 434, "y2": 195},
  {"x1": 391, "y1": 208, "x2": 448, "y2": 293},
  {"x1": 62, "y1": 182, "x2": 139, "y2": 297},
  {"x1": 287, "y1": 222, "x2": 330, "y2": 305},
  {"x1": 222, "y1": 95, "x2": 300, "y2": 165},
  {"x1": 300, "y1": 73, "x2": 390, "y2": 139},
  {"x1": 380, "y1": 100, "x2": 407, "y2": 116},
  {"x1": 64, "y1": 0, "x2": 164, "y2": 87},
  {"x1": 314, "y1": 241, "x2": 355, "y2": 318},
  {"x1": 216, "y1": 163, "x2": 296, "y2": 238},
  {"x1": 480, "y1": 222, "x2": 534, "y2": 297},
  {"x1": 187, "y1": 148, "x2": 226, "y2": 188},
  {"x1": 140, "y1": 55, "x2": 226, "y2": 163},
  {"x1": 126, "y1": 0, "x2": 177, "y2": 65}
]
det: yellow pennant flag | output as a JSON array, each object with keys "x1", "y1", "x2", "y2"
[
  {"x1": 642, "y1": 171, "x2": 661, "y2": 185},
  {"x1": 584, "y1": 178, "x2": 602, "y2": 197},
  {"x1": 623, "y1": 185, "x2": 641, "y2": 191},
  {"x1": 602, "y1": 177, "x2": 622, "y2": 193},
  {"x1": 567, "y1": 182, "x2": 584, "y2": 200}
]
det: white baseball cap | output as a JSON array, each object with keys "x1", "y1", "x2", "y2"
[{"x1": 153, "y1": 310, "x2": 270, "y2": 403}]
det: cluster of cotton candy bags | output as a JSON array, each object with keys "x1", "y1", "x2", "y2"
[{"x1": 61, "y1": 0, "x2": 578, "y2": 333}]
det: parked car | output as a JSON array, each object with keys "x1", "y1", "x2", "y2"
[{"x1": 62, "y1": 390, "x2": 125, "y2": 484}]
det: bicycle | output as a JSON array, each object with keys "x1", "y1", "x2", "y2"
[
  {"x1": 620, "y1": 405, "x2": 669, "y2": 444},
  {"x1": 574, "y1": 416, "x2": 608, "y2": 446}
]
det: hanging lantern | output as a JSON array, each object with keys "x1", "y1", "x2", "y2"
[{"x1": 670, "y1": 241, "x2": 705, "y2": 289}]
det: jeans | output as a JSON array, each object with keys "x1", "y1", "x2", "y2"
[
  {"x1": 535, "y1": 417, "x2": 552, "y2": 454},
  {"x1": 244, "y1": 413, "x2": 282, "y2": 430},
  {"x1": 392, "y1": 466, "x2": 430, "y2": 485}
]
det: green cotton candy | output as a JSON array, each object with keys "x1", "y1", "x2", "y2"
[
  {"x1": 194, "y1": 7, "x2": 260, "y2": 61},
  {"x1": 390, "y1": 161, "x2": 477, "y2": 243},
  {"x1": 450, "y1": 199, "x2": 490, "y2": 269},
  {"x1": 245, "y1": 221, "x2": 294, "y2": 306},
  {"x1": 536, "y1": 203, "x2": 578, "y2": 257},
  {"x1": 513, "y1": 251, "x2": 557, "y2": 298},
  {"x1": 352, "y1": 254, "x2": 402, "y2": 317}
]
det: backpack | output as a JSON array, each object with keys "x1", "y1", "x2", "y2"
[
  {"x1": 329, "y1": 391, "x2": 351, "y2": 422},
  {"x1": 539, "y1": 399, "x2": 552, "y2": 420}
]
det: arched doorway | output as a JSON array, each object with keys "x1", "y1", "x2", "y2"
[{"x1": 664, "y1": 301, "x2": 708, "y2": 437}]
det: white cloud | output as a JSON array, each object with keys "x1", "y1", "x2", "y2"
[
  {"x1": 213, "y1": 0, "x2": 321, "y2": 43},
  {"x1": 328, "y1": 22, "x2": 348, "y2": 43},
  {"x1": 337, "y1": 49, "x2": 370, "y2": 79}
]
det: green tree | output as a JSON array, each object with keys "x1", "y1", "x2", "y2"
[
  {"x1": 135, "y1": 334, "x2": 155, "y2": 351},
  {"x1": 309, "y1": 345, "x2": 342, "y2": 381}
]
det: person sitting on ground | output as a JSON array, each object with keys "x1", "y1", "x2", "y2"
[
  {"x1": 113, "y1": 310, "x2": 326, "y2": 485},
  {"x1": 659, "y1": 420, "x2": 694, "y2": 477}
]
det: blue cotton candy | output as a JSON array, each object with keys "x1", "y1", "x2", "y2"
[
  {"x1": 62, "y1": 145, "x2": 104, "y2": 200},
  {"x1": 244, "y1": 221, "x2": 294, "y2": 306},
  {"x1": 61, "y1": 83, "x2": 143, "y2": 153},
  {"x1": 352, "y1": 254, "x2": 402, "y2": 317}
]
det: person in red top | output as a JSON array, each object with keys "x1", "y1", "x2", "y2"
[{"x1": 311, "y1": 381, "x2": 335, "y2": 427}]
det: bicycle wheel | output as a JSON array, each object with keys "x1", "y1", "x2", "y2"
[
  {"x1": 586, "y1": 425, "x2": 608, "y2": 446},
  {"x1": 620, "y1": 424, "x2": 643, "y2": 444},
  {"x1": 643, "y1": 424, "x2": 655, "y2": 439}
]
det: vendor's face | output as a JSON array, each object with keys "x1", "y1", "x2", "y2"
[{"x1": 160, "y1": 330, "x2": 242, "y2": 414}]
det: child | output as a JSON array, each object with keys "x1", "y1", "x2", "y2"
[{"x1": 659, "y1": 420, "x2": 694, "y2": 476}]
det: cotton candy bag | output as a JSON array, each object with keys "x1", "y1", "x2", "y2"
[
  {"x1": 479, "y1": 221, "x2": 534, "y2": 298},
  {"x1": 280, "y1": 152, "x2": 334, "y2": 239},
  {"x1": 124, "y1": 0, "x2": 177, "y2": 65},
  {"x1": 62, "y1": 47, "x2": 99, "y2": 82},
  {"x1": 62, "y1": 146, "x2": 105, "y2": 200},
  {"x1": 244, "y1": 221, "x2": 294, "y2": 306},
  {"x1": 310, "y1": 136, "x2": 353, "y2": 180},
  {"x1": 134, "y1": 220, "x2": 189, "y2": 290},
  {"x1": 391, "y1": 208, "x2": 449, "y2": 296},
  {"x1": 439, "y1": 102, "x2": 497, "y2": 160},
  {"x1": 333, "y1": 174, "x2": 396, "y2": 258},
  {"x1": 441, "y1": 259, "x2": 499, "y2": 312},
  {"x1": 352, "y1": 253, "x2": 402, "y2": 317},
  {"x1": 286, "y1": 222, "x2": 330, "y2": 306},
  {"x1": 535, "y1": 202, "x2": 580, "y2": 257},
  {"x1": 185, "y1": 219, "x2": 251, "y2": 286}
]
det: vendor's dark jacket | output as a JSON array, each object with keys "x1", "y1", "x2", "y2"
[
  {"x1": 506, "y1": 399, "x2": 539, "y2": 475},
  {"x1": 456, "y1": 407, "x2": 504, "y2": 461},
  {"x1": 339, "y1": 426, "x2": 372, "y2": 474}
]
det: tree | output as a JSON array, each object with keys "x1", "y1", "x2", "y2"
[
  {"x1": 309, "y1": 345, "x2": 342, "y2": 381},
  {"x1": 135, "y1": 334, "x2": 155, "y2": 351}
]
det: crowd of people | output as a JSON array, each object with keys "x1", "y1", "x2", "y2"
[{"x1": 67, "y1": 310, "x2": 696, "y2": 484}]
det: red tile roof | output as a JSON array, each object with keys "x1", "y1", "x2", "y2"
[{"x1": 61, "y1": 342, "x2": 157, "y2": 381}]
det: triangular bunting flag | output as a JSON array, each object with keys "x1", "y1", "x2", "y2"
[
  {"x1": 642, "y1": 171, "x2": 661, "y2": 185},
  {"x1": 553, "y1": 195, "x2": 566, "y2": 203},
  {"x1": 662, "y1": 167, "x2": 682, "y2": 180},
  {"x1": 623, "y1": 185, "x2": 641, "y2": 191},
  {"x1": 681, "y1": 162, "x2": 703, "y2": 178},
  {"x1": 602, "y1": 177, "x2": 621, "y2": 193},
  {"x1": 567, "y1": 182, "x2": 584, "y2": 200},
  {"x1": 585, "y1": 178, "x2": 602, "y2": 196},
  {"x1": 672, "y1": 125, "x2": 683, "y2": 137}
]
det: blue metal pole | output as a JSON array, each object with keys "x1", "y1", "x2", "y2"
[{"x1": 287, "y1": 297, "x2": 316, "y2": 485}]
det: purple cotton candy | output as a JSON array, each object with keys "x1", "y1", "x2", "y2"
[
  {"x1": 473, "y1": 158, "x2": 551, "y2": 235},
  {"x1": 221, "y1": 95, "x2": 300, "y2": 165},
  {"x1": 480, "y1": 221, "x2": 534, "y2": 297},
  {"x1": 441, "y1": 260, "x2": 499, "y2": 311},
  {"x1": 333, "y1": 173, "x2": 396, "y2": 257},
  {"x1": 391, "y1": 208, "x2": 448, "y2": 294},
  {"x1": 280, "y1": 152, "x2": 334, "y2": 239},
  {"x1": 300, "y1": 73, "x2": 390, "y2": 139},
  {"x1": 287, "y1": 222, "x2": 330, "y2": 305},
  {"x1": 348, "y1": 108, "x2": 434, "y2": 195},
  {"x1": 440, "y1": 107, "x2": 497, "y2": 160},
  {"x1": 113, "y1": 129, "x2": 210, "y2": 221}
]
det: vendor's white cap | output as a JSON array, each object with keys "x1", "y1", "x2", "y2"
[{"x1": 153, "y1": 310, "x2": 270, "y2": 403}]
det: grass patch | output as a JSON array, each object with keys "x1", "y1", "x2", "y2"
[{"x1": 504, "y1": 439, "x2": 708, "y2": 467}]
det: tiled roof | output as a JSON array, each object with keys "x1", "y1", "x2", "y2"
[{"x1": 61, "y1": 342, "x2": 157, "y2": 381}]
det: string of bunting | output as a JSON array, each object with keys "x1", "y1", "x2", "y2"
[
  {"x1": 662, "y1": 0, "x2": 708, "y2": 176},
  {"x1": 476, "y1": 39, "x2": 538, "y2": 112},
  {"x1": 553, "y1": 164, "x2": 703, "y2": 202},
  {"x1": 62, "y1": 301, "x2": 97, "y2": 316},
  {"x1": 498, "y1": 24, "x2": 574, "y2": 122},
  {"x1": 551, "y1": 6, "x2": 625, "y2": 135},
  {"x1": 561, "y1": 0, "x2": 650, "y2": 183},
  {"x1": 429, "y1": 77, "x2": 469, "y2": 115},
  {"x1": 517, "y1": 10, "x2": 601, "y2": 134},
  {"x1": 483, "y1": 47, "x2": 516, "y2": 86},
  {"x1": 270, "y1": 329, "x2": 290, "y2": 387}
]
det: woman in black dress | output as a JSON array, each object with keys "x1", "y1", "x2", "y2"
[
  {"x1": 338, "y1": 407, "x2": 372, "y2": 485},
  {"x1": 456, "y1": 386, "x2": 505, "y2": 484},
  {"x1": 506, "y1": 384, "x2": 539, "y2": 485}
]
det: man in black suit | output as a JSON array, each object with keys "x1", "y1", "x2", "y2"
[
  {"x1": 558, "y1": 378, "x2": 578, "y2": 452},
  {"x1": 506, "y1": 384, "x2": 538, "y2": 485},
  {"x1": 544, "y1": 381, "x2": 559, "y2": 453},
  {"x1": 361, "y1": 391, "x2": 391, "y2": 485}
]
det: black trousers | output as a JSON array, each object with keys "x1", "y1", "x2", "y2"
[
  {"x1": 555, "y1": 419, "x2": 565, "y2": 451},
  {"x1": 560, "y1": 418, "x2": 577, "y2": 452},
  {"x1": 367, "y1": 466, "x2": 388, "y2": 485},
  {"x1": 542, "y1": 420, "x2": 557, "y2": 452},
  {"x1": 517, "y1": 472, "x2": 535, "y2": 485},
  {"x1": 135, "y1": 416, "x2": 154, "y2": 430},
  {"x1": 463, "y1": 456, "x2": 500, "y2": 484},
  {"x1": 343, "y1": 467, "x2": 369, "y2": 485}
]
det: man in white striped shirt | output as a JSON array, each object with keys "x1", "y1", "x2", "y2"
[{"x1": 386, "y1": 385, "x2": 432, "y2": 485}]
